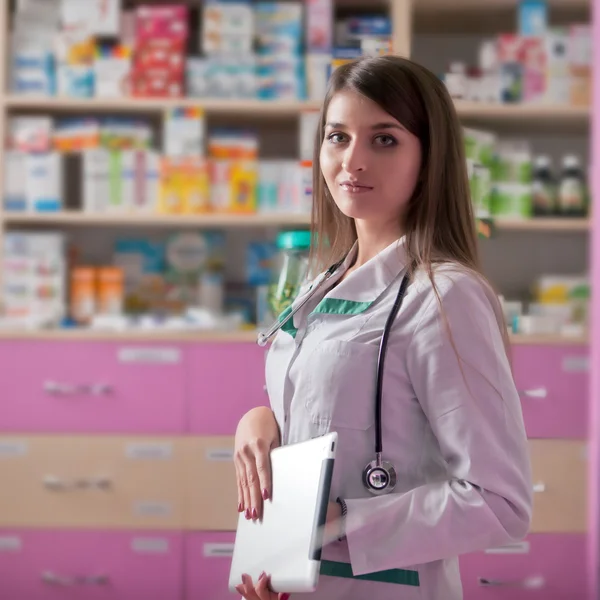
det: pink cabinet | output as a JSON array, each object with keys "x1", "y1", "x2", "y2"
[
  {"x1": 0, "y1": 529, "x2": 183, "y2": 600},
  {"x1": 185, "y1": 532, "x2": 238, "y2": 599},
  {"x1": 187, "y1": 344, "x2": 269, "y2": 434},
  {"x1": 459, "y1": 534, "x2": 587, "y2": 599},
  {"x1": 511, "y1": 345, "x2": 589, "y2": 438},
  {"x1": 0, "y1": 341, "x2": 187, "y2": 434}
]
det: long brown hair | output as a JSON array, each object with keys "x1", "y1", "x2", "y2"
[{"x1": 310, "y1": 55, "x2": 510, "y2": 355}]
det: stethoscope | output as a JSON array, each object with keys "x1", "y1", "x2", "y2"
[{"x1": 257, "y1": 259, "x2": 412, "y2": 496}]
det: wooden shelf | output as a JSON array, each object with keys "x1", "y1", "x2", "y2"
[
  {"x1": 2, "y1": 211, "x2": 312, "y2": 228},
  {"x1": 3, "y1": 95, "x2": 589, "y2": 128},
  {"x1": 4, "y1": 95, "x2": 321, "y2": 117},
  {"x1": 0, "y1": 328, "x2": 260, "y2": 342},
  {"x1": 3, "y1": 212, "x2": 588, "y2": 233},
  {"x1": 493, "y1": 218, "x2": 590, "y2": 232},
  {"x1": 0, "y1": 329, "x2": 588, "y2": 345}
]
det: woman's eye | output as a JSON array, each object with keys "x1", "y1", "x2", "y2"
[
  {"x1": 328, "y1": 133, "x2": 347, "y2": 144},
  {"x1": 375, "y1": 134, "x2": 397, "y2": 147}
]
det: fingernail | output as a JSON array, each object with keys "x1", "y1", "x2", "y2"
[
  {"x1": 281, "y1": 594, "x2": 291, "y2": 600},
  {"x1": 259, "y1": 571, "x2": 266, "y2": 580},
  {"x1": 262, "y1": 488, "x2": 269, "y2": 500},
  {"x1": 242, "y1": 573, "x2": 250, "y2": 585},
  {"x1": 237, "y1": 502, "x2": 243, "y2": 512},
  {"x1": 252, "y1": 507, "x2": 258, "y2": 519},
  {"x1": 245, "y1": 508, "x2": 250, "y2": 519}
]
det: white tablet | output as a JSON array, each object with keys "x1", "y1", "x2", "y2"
[{"x1": 228, "y1": 432, "x2": 338, "y2": 594}]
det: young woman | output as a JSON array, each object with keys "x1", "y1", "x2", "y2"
[{"x1": 233, "y1": 55, "x2": 532, "y2": 600}]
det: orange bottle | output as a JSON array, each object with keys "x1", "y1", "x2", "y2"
[
  {"x1": 71, "y1": 267, "x2": 96, "y2": 324},
  {"x1": 97, "y1": 267, "x2": 124, "y2": 315}
]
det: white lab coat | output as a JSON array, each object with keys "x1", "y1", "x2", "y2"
[{"x1": 264, "y1": 238, "x2": 533, "y2": 599}]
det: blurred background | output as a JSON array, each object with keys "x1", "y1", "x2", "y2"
[{"x1": 0, "y1": 0, "x2": 595, "y2": 598}]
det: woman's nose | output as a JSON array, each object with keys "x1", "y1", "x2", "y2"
[{"x1": 342, "y1": 142, "x2": 367, "y2": 173}]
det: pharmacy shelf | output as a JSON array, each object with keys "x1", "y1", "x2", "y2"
[
  {"x1": 0, "y1": 328, "x2": 588, "y2": 345},
  {"x1": 4, "y1": 95, "x2": 590, "y2": 128},
  {"x1": 455, "y1": 101, "x2": 590, "y2": 130},
  {"x1": 0, "y1": 328, "x2": 260, "y2": 342},
  {"x1": 417, "y1": 0, "x2": 588, "y2": 10},
  {"x1": 494, "y1": 218, "x2": 590, "y2": 232},
  {"x1": 2, "y1": 211, "x2": 312, "y2": 228},
  {"x1": 3, "y1": 212, "x2": 589, "y2": 233},
  {"x1": 3, "y1": 95, "x2": 322, "y2": 117}
]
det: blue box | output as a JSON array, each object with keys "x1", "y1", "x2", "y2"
[{"x1": 518, "y1": 0, "x2": 547, "y2": 36}]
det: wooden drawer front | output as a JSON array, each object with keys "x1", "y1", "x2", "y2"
[
  {"x1": 185, "y1": 437, "x2": 238, "y2": 531},
  {"x1": 460, "y1": 534, "x2": 587, "y2": 599},
  {"x1": 188, "y1": 344, "x2": 269, "y2": 435},
  {"x1": 186, "y1": 532, "x2": 237, "y2": 600},
  {"x1": 0, "y1": 529, "x2": 184, "y2": 600},
  {"x1": 0, "y1": 341, "x2": 187, "y2": 434},
  {"x1": 529, "y1": 440, "x2": 587, "y2": 533},
  {"x1": 512, "y1": 345, "x2": 588, "y2": 439},
  {"x1": 0, "y1": 436, "x2": 185, "y2": 528}
]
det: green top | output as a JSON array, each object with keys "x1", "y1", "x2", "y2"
[{"x1": 276, "y1": 230, "x2": 312, "y2": 250}]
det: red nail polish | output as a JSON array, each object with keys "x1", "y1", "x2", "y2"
[
  {"x1": 280, "y1": 594, "x2": 291, "y2": 600},
  {"x1": 245, "y1": 508, "x2": 250, "y2": 519},
  {"x1": 237, "y1": 502, "x2": 243, "y2": 512},
  {"x1": 252, "y1": 507, "x2": 258, "y2": 519},
  {"x1": 262, "y1": 488, "x2": 269, "y2": 500}
]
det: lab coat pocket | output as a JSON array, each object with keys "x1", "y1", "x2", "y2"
[{"x1": 303, "y1": 339, "x2": 377, "y2": 431}]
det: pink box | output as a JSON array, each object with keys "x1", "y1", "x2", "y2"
[
  {"x1": 0, "y1": 529, "x2": 183, "y2": 599},
  {"x1": 0, "y1": 341, "x2": 187, "y2": 433},
  {"x1": 188, "y1": 343, "x2": 270, "y2": 435},
  {"x1": 512, "y1": 344, "x2": 589, "y2": 438},
  {"x1": 186, "y1": 532, "x2": 236, "y2": 600},
  {"x1": 135, "y1": 5, "x2": 188, "y2": 41},
  {"x1": 460, "y1": 534, "x2": 587, "y2": 599}
]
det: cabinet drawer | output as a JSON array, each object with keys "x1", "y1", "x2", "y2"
[
  {"x1": 529, "y1": 440, "x2": 587, "y2": 533},
  {"x1": 460, "y1": 534, "x2": 586, "y2": 599},
  {"x1": 185, "y1": 436, "x2": 238, "y2": 530},
  {"x1": 0, "y1": 436, "x2": 185, "y2": 528},
  {"x1": 0, "y1": 529, "x2": 183, "y2": 600},
  {"x1": 186, "y1": 532, "x2": 237, "y2": 600},
  {"x1": 188, "y1": 344, "x2": 269, "y2": 435},
  {"x1": 512, "y1": 345, "x2": 588, "y2": 438},
  {"x1": 0, "y1": 341, "x2": 187, "y2": 434}
]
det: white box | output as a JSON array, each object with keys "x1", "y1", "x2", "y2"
[
  {"x1": 25, "y1": 153, "x2": 63, "y2": 212},
  {"x1": 83, "y1": 148, "x2": 110, "y2": 213},
  {"x1": 4, "y1": 151, "x2": 27, "y2": 211},
  {"x1": 61, "y1": 0, "x2": 121, "y2": 36}
]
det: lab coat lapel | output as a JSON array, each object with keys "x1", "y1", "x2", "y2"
[{"x1": 313, "y1": 237, "x2": 408, "y2": 316}]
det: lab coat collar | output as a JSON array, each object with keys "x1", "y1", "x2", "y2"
[{"x1": 313, "y1": 236, "x2": 408, "y2": 316}]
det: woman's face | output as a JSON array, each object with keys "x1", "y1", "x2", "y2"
[{"x1": 320, "y1": 89, "x2": 422, "y2": 228}]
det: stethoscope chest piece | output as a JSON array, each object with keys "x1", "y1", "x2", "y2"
[{"x1": 362, "y1": 457, "x2": 397, "y2": 496}]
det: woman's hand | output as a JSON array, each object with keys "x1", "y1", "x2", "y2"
[
  {"x1": 235, "y1": 572, "x2": 290, "y2": 600},
  {"x1": 234, "y1": 406, "x2": 281, "y2": 520}
]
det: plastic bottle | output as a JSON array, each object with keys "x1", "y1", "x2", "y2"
[
  {"x1": 267, "y1": 230, "x2": 311, "y2": 317},
  {"x1": 558, "y1": 155, "x2": 586, "y2": 217},
  {"x1": 531, "y1": 155, "x2": 557, "y2": 216}
]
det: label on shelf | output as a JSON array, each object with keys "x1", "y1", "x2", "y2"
[
  {"x1": 0, "y1": 536, "x2": 22, "y2": 552},
  {"x1": 0, "y1": 440, "x2": 28, "y2": 457},
  {"x1": 125, "y1": 442, "x2": 173, "y2": 460},
  {"x1": 562, "y1": 356, "x2": 589, "y2": 372},
  {"x1": 205, "y1": 448, "x2": 234, "y2": 461},
  {"x1": 118, "y1": 347, "x2": 181, "y2": 364},
  {"x1": 203, "y1": 543, "x2": 235, "y2": 558},
  {"x1": 485, "y1": 541, "x2": 530, "y2": 554},
  {"x1": 131, "y1": 537, "x2": 170, "y2": 554},
  {"x1": 133, "y1": 501, "x2": 173, "y2": 517}
]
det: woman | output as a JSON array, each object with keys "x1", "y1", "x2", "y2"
[{"x1": 233, "y1": 55, "x2": 532, "y2": 600}]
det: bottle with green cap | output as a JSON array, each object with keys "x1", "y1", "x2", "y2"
[{"x1": 267, "y1": 230, "x2": 312, "y2": 316}]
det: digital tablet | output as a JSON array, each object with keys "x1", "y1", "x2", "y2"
[{"x1": 228, "y1": 432, "x2": 338, "y2": 594}]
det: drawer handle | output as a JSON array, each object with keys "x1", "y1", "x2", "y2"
[
  {"x1": 43, "y1": 381, "x2": 114, "y2": 396},
  {"x1": 479, "y1": 575, "x2": 545, "y2": 589},
  {"x1": 532, "y1": 481, "x2": 546, "y2": 493},
  {"x1": 43, "y1": 474, "x2": 112, "y2": 491},
  {"x1": 42, "y1": 570, "x2": 110, "y2": 586},
  {"x1": 518, "y1": 387, "x2": 547, "y2": 399}
]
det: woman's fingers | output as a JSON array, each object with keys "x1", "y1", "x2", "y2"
[
  {"x1": 241, "y1": 446, "x2": 262, "y2": 519},
  {"x1": 234, "y1": 454, "x2": 251, "y2": 518},
  {"x1": 254, "y1": 439, "x2": 273, "y2": 507}
]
